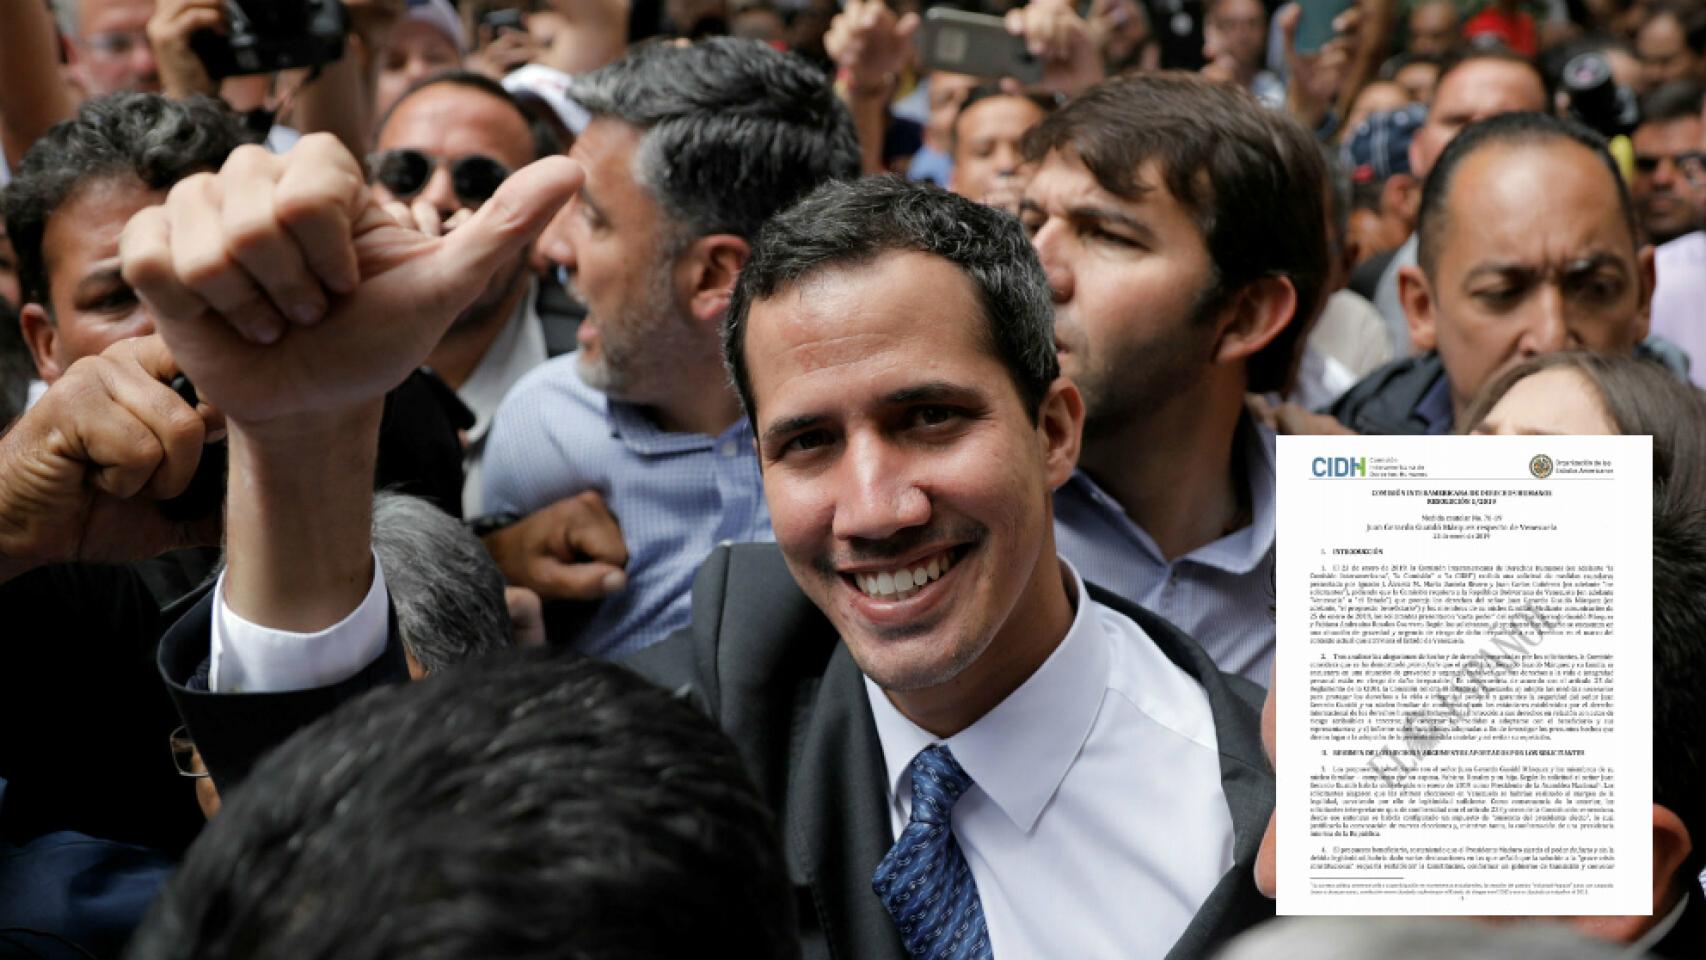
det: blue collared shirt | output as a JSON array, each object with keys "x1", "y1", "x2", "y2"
[
  {"x1": 481, "y1": 353, "x2": 772, "y2": 658},
  {"x1": 1052, "y1": 420, "x2": 1278, "y2": 686}
]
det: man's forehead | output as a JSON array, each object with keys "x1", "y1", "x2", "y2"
[
  {"x1": 1441, "y1": 143, "x2": 1635, "y2": 264},
  {"x1": 1434, "y1": 62, "x2": 1545, "y2": 117},
  {"x1": 47, "y1": 178, "x2": 159, "y2": 263},
  {"x1": 745, "y1": 254, "x2": 994, "y2": 412},
  {"x1": 379, "y1": 87, "x2": 534, "y2": 160},
  {"x1": 79, "y1": 0, "x2": 152, "y2": 28},
  {"x1": 1026, "y1": 150, "x2": 1163, "y2": 210}
]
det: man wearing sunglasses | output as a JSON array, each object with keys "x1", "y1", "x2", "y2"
[
  {"x1": 1645, "y1": 83, "x2": 1706, "y2": 389},
  {"x1": 1630, "y1": 80, "x2": 1706, "y2": 247},
  {"x1": 478, "y1": 39, "x2": 860, "y2": 655},
  {"x1": 366, "y1": 71, "x2": 568, "y2": 520}
]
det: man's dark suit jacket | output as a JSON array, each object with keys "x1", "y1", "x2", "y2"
[
  {"x1": 158, "y1": 542, "x2": 1275, "y2": 959},
  {"x1": 628, "y1": 543, "x2": 1277, "y2": 960}
]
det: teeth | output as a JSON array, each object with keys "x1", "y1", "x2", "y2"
[{"x1": 850, "y1": 550, "x2": 956, "y2": 600}]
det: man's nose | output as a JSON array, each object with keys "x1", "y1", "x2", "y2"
[
  {"x1": 1516, "y1": 287, "x2": 1569, "y2": 357},
  {"x1": 831, "y1": 436, "x2": 931, "y2": 544},
  {"x1": 538, "y1": 200, "x2": 578, "y2": 270},
  {"x1": 418, "y1": 166, "x2": 461, "y2": 221},
  {"x1": 1031, "y1": 222, "x2": 1073, "y2": 303}
]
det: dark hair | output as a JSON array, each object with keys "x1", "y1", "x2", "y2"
[
  {"x1": 1461, "y1": 351, "x2": 1706, "y2": 888},
  {"x1": 0, "y1": 93, "x2": 249, "y2": 311},
  {"x1": 370, "y1": 492, "x2": 512, "y2": 673},
  {"x1": 0, "y1": 297, "x2": 29, "y2": 427},
  {"x1": 1652, "y1": 450, "x2": 1706, "y2": 888},
  {"x1": 1416, "y1": 112, "x2": 1635, "y2": 277},
  {"x1": 725, "y1": 176, "x2": 1056, "y2": 423},
  {"x1": 949, "y1": 84, "x2": 1055, "y2": 157},
  {"x1": 1436, "y1": 45, "x2": 1551, "y2": 106},
  {"x1": 1021, "y1": 71, "x2": 1329, "y2": 393},
  {"x1": 1643, "y1": 0, "x2": 1706, "y2": 56},
  {"x1": 1460, "y1": 352, "x2": 1706, "y2": 474},
  {"x1": 567, "y1": 37, "x2": 860, "y2": 243},
  {"x1": 1378, "y1": 50, "x2": 1445, "y2": 81},
  {"x1": 376, "y1": 69, "x2": 561, "y2": 159},
  {"x1": 128, "y1": 652, "x2": 800, "y2": 960},
  {"x1": 1639, "y1": 77, "x2": 1706, "y2": 126}
]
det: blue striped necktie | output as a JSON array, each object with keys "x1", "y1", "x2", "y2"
[{"x1": 872, "y1": 744, "x2": 993, "y2": 959}]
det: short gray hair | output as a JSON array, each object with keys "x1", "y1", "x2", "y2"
[
  {"x1": 1215, "y1": 918, "x2": 1629, "y2": 960},
  {"x1": 568, "y1": 37, "x2": 860, "y2": 244},
  {"x1": 372, "y1": 492, "x2": 512, "y2": 674}
]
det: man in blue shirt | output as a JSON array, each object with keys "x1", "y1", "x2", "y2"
[
  {"x1": 1019, "y1": 74, "x2": 1330, "y2": 686},
  {"x1": 479, "y1": 39, "x2": 859, "y2": 656}
]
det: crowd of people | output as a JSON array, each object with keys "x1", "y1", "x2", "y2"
[{"x1": 0, "y1": 0, "x2": 1703, "y2": 956}]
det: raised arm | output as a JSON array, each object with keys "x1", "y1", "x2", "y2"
[{"x1": 0, "y1": 0, "x2": 77, "y2": 165}]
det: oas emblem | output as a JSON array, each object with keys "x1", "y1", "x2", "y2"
[{"x1": 1529, "y1": 454, "x2": 1554, "y2": 479}]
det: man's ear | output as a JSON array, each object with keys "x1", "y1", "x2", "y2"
[
  {"x1": 676, "y1": 233, "x2": 751, "y2": 331},
  {"x1": 1212, "y1": 276, "x2": 1296, "y2": 368},
  {"x1": 1632, "y1": 243, "x2": 1655, "y2": 344},
  {"x1": 1384, "y1": 173, "x2": 1421, "y2": 229},
  {"x1": 1037, "y1": 376, "x2": 1085, "y2": 491},
  {"x1": 1398, "y1": 264, "x2": 1437, "y2": 353},
  {"x1": 1568, "y1": 805, "x2": 1693, "y2": 944},
  {"x1": 19, "y1": 303, "x2": 63, "y2": 383},
  {"x1": 1652, "y1": 803, "x2": 1693, "y2": 916}
]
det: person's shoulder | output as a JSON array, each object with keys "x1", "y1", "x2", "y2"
[
  {"x1": 1657, "y1": 230, "x2": 1706, "y2": 268},
  {"x1": 1325, "y1": 351, "x2": 1444, "y2": 433},
  {"x1": 488, "y1": 352, "x2": 609, "y2": 442},
  {"x1": 629, "y1": 542, "x2": 839, "y2": 721}
]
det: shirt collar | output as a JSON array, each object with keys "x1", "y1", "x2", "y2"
[
  {"x1": 459, "y1": 279, "x2": 546, "y2": 445},
  {"x1": 596, "y1": 379, "x2": 751, "y2": 457},
  {"x1": 864, "y1": 560, "x2": 1109, "y2": 833},
  {"x1": 1063, "y1": 415, "x2": 1277, "y2": 576}
]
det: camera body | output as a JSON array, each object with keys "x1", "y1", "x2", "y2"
[
  {"x1": 1561, "y1": 52, "x2": 1639, "y2": 140},
  {"x1": 191, "y1": 0, "x2": 349, "y2": 81}
]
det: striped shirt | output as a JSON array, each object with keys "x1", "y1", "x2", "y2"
[{"x1": 482, "y1": 353, "x2": 772, "y2": 658}]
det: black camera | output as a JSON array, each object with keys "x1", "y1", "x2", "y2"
[
  {"x1": 190, "y1": 0, "x2": 349, "y2": 81},
  {"x1": 1561, "y1": 51, "x2": 1640, "y2": 140}
]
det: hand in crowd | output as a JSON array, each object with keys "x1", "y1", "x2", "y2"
[
  {"x1": 467, "y1": 24, "x2": 547, "y2": 79},
  {"x1": 825, "y1": 0, "x2": 920, "y2": 89},
  {"x1": 1278, "y1": 1, "x2": 1361, "y2": 132},
  {"x1": 147, "y1": 0, "x2": 224, "y2": 99},
  {"x1": 382, "y1": 203, "x2": 473, "y2": 239},
  {"x1": 0, "y1": 335, "x2": 222, "y2": 583},
  {"x1": 117, "y1": 134, "x2": 583, "y2": 430},
  {"x1": 505, "y1": 585, "x2": 549, "y2": 647},
  {"x1": 1004, "y1": 0, "x2": 1107, "y2": 97},
  {"x1": 482, "y1": 490, "x2": 631, "y2": 602},
  {"x1": 1246, "y1": 393, "x2": 1359, "y2": 436}
]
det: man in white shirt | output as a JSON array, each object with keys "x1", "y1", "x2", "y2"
[{"x1": 116, "y1": 139, "x2": 1272, "y2": 957}]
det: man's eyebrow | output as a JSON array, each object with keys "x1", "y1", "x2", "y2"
[
  {"x1": 73, "y1": 261, "x2": 125, "y2": 297},
  {"x1": 882, "y1": 381, "x2": 981, "y2": 406},
  {"x1": 760, "y1": 413, "x2": 826, "y2": 449},
  {"x1": 1066, "y1": 205, "x2": 1158, "y2": 243}
]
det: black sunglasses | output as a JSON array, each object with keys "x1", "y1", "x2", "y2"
[
  {"x1": 368, "y1": 148, "x2": 513, "y2": 205},
  {"x1": 1633, "y1": 151, "x2": 1706, "y2": 176}
]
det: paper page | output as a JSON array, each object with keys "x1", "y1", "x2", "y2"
[{"x1": 1276, "y1": 436, "x2": 1652, "y2": 916}]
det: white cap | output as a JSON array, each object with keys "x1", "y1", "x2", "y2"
[
  {"x1": 502, "y1": 63, "x2": 592, "y2": 136},
  {"x1": 405, "y1": 0, "x2": 468, "y2": 55}
]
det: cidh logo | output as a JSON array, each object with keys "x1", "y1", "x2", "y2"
[{"x1": 1311, "y1": 456, "x2": 1366, "y2": 478}]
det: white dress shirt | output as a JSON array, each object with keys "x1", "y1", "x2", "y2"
[
  {"x1": 209, "y1": 556, "x2": 388, "y2": 693},
  {"x1": 863, "y1": 562, "x2": 1236, "y2": 959}
]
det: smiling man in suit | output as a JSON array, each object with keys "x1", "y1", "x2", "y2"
[
  {"x1": 667, "y1": 175, "x2": 1275, "y2": 959},
  {"x1": 116, "y1": 114, "x2": 1271, "y2": 960}
]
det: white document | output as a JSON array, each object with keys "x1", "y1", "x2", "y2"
[{"x1": 1276, "y1": 436, "x2": 1652, "y2": 916}]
